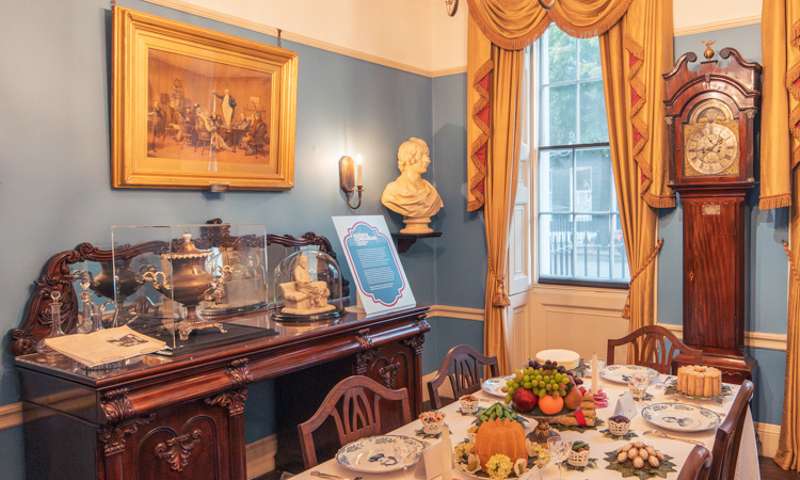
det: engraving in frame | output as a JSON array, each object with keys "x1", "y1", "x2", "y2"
[{"x1": 112, "y1": 6, "x2": 298, "y2": 190}]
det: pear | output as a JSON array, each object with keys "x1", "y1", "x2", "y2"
[{"x1": 564, "y1": 385, "x2": 583, "y2": 410}]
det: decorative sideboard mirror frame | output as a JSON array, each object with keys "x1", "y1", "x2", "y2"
[{"x1": 9, "y1": 218, "x2": 349, "y2": 356}]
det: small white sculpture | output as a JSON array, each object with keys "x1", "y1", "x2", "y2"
[
  {"x1": 279, "y1": 256, "x2": 334, "y2": 316},
  {"x1": 381, "y1": 137, "x2": 444, "y2": 234}
]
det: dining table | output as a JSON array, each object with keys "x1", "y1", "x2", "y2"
[{"x1": 291, "y1": 369, "x2": 760, "y2": 480}]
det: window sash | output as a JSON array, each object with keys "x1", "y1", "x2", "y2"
[{"x1": 534, "y1": 27, "x2": 628, "y2": 287}]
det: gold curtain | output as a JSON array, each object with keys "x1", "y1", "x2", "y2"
[
  {"x1": 466, "y1": 0, "x2": 672, "y2": 369},
  {"x1": 765, "y1": 0, "x2": 800, "y2": 469},
  {"x1": 599, "y1": 0, "x2": 671, "y2": 337},
  {"x1": 759, "y1": 0, "x2": 800, "y2": 210},
  {"x1": 483, "y1": 46, "x2": 524, "y2": 374}
]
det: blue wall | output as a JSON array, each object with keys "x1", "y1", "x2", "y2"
[
  {"x1": 0, "y1": 0, "x2": 444, "y2": 475},
  {"x1": 658, "y1": 24, "x2": 789, "y2": 426},
  {"x1": 432, "y1": 74, "x2": 487, "y2": 309}
]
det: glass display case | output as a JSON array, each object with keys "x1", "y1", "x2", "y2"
[
  {"x1": 111, "y1": 223, "x2": 275, "y2": 354},
  {"x1": 270, "y1": 249, "x2": 344, "y2": 322}
]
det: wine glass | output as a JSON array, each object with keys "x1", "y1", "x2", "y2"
[
  {"x1": 546, "y1": 436, "x2": 569, "y2": 480},
  {"x1": 629, "y1": 370, "x2": 651, "y2": 401},
  {"x1": 531, "y1": 443, "x2": 550, "y2": 480}
]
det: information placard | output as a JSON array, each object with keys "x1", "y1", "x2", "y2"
[{"x1": 332, "y1": 216, "x2": 416, "y2": 316}]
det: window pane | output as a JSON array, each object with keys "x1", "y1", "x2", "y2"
[
  {"x1": 611, "y1": 214, "x2": 629, "y2": 281},
  {"x1": 539, "y1": 150, "x2": 572, "y2": 212},
  {"x1": 579, "y1": 37, "x2": 602, "y2": 80},
  {"x1": 573, "y1": 214, "x2": 618, "y2": 281},
  {"x1": 575, "y1": 148, "x2": 611, "y2": 213},
  {"x1": 541, "y1": 84, "x2": 577, "y2": 146},
  {"x1": 538, "y1": 213, "x2": 574, "y2": 279},
  {"x1": 543, "y1": 27, "x2": 576, "y2": 84},
  {"x1": 579, "y1": 81, "x2": 608, "y2": 143}
]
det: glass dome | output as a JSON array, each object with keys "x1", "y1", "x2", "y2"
[{"x1": 271, "y1": 249, "x2": 344, "y2": 322}]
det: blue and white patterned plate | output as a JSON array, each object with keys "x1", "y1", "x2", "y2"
[
  {"x1": 641, "y1": 402, "x2": 720, "y2": 433},
  {"x1": 335, "y1": 435, "x2": 425, "y2": 473},
  {"x1": 481, "y1": 375, "x2": 514, "y2": 397},
  {"x1": 599, "y1": 364, "x2": 659, "y2": 385}
]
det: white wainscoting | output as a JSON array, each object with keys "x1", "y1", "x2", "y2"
[{"x1": 528, "y1": 284, "x2": 629, "y2": 361}]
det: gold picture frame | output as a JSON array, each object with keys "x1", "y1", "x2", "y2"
[{"x1": 112, "y1": 7, "x2": 298, "y2": 190}]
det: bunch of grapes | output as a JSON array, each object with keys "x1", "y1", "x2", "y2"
[{"x1": 504, "y1": 360, "x2": 571, "y2": 400}]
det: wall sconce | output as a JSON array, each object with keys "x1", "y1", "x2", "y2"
[{"x1": 339, "y1": 154, "x2": 364, "y2": 209}]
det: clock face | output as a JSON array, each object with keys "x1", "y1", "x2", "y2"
[{"x1": 683, "y1": 101, "x2": 740, "y2": 177}]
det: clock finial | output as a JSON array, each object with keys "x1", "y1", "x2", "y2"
[{"x1": 702, "y1": 40, "x2": 716, "y2": 60}]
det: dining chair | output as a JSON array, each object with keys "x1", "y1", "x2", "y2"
[
  {"x1": 709, "y1": 379, "x2": 754, "y2": 480},
  {"x1": 427, "y1": 344, "x2": 499, "y2": 409},
  {"x1": 677, "y1": 445, "x2": 712, "y2": 480},
  {"x1": 297, "y1": 374, "x2": 412, "y2": 469},
  {"x1": 606, "y1": 325, "x2": 703, "y2": 374}
]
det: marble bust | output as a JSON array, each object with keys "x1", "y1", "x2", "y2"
[{"x1": 381, "y1": 137, "x2": 444, "y2": 234}]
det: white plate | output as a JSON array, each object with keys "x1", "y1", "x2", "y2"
[
  {"x1": 599, "y1": 364, "x2": 659, "y2": 384},
  {"x1": 481, "y1": 375, "x2": 513, "y2": 397},
  {"x1": 641, "y1": 402, "x2": 720, "y2": 433},
  {"x1": 335, "y1": 435, "x2": 424, "y2": 473}
]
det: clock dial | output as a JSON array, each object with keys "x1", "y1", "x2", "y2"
[{"x1": 684, "y1": 122, "x2": 739, "y2": 176}]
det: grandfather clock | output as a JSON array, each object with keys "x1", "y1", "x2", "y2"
[{"x1": 663, "y1": 46, "x2": 761, "y2": 383}]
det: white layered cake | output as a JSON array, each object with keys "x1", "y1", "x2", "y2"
[{"x1": 535, "y1": 349, "x2": 580, "y2": 370}]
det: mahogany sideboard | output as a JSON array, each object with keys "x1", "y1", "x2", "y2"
[
  {"x1": 9, "y1": 224, "x2": 428, "y2": 479},
  {"x1": 15, "y1": 307, "x2": 430, "y2": 479}
]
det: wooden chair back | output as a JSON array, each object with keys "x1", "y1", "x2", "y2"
[
  {"x1": 710, "y1": 380, "x2": 754, "y2": 480},
  {"x1": 677, "y1": 445, "x2": 712, "y2": 480},
  {"x1": 607, "y1": 325, "x2": 703, "y2": 373},
  {"x1": 297, "y1": 375, "x2": 411, "y2": 469},
  {"x1": 427, "y1": 344, "x2": 499, "y2": 409}
]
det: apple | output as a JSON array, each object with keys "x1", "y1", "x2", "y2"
[{"x1": 512, "y1": 388, "x2": 538, "y2": 412}]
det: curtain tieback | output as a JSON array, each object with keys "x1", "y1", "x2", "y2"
[
  {"x1": 622, "y1": 239, "x2": 664, "y2": 319},
  {"x1": 785, "y1": 242, "x2": 800, "y2": 283},
  {"x1": 489, "y1": 270, "x2": 510, "y2": 308}
]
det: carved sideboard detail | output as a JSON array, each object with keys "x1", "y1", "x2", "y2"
[
  {"x1": 354, "y1": 349, "x2": 378, "y2": 375},
  {"x1": 225, "y1": 358, "x2": 253, "y2": 387},
  {"x1": 402, "y1": 333, "x2": 426, "y2": 355},
  {"x1": 101, "y1": 388, "x2": 135, "y2": 423},
  {"x1": 98, "y1": 416, "x2": 154, "y2": 457},
  {"x1": 154, "y1": 429, "x2": 203, "y2": 472},
  {"x1": 378, "y1": 359, "x2": 401, "y2": 389},
  {"x1": 205, "y1": 388, "x2": 248, "y2": 417}
]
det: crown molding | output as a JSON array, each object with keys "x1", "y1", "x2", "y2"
[
  {"x1": 674, "y1": 15, "x2": 760, "y2": 36},
  {"x1": 143, "y1": 0, "x2": 438, "y2": 78}
]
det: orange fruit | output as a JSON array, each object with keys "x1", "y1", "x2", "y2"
[{"x1": 538, "y1": 394, "x2": 564, "y2": 415}]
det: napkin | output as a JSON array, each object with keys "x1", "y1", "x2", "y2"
[
  {"x1": 423, "y1": 429, "x2": 452, "y2": 480},
  {"x1": 614, "y1": 391, "x2": 637, "y2": 420}
]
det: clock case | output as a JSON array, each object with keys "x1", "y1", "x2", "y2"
[
  {"x1": 663, "y1": 48, "x2": 762, "y2": 384},
  {"x1": 664, "y1": 48, "x2": 760, "y2": 189}
]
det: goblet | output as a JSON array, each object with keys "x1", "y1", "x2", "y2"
[{"x1": 547, "y1": 436, "x2": 569, "y2": 480}]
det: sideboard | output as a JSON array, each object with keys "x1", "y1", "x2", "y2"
[
  {"x1": 16, "y1": 307, "x2": 429, "y2": 480},
  {"x1": 10, "y1": 225, "x2": 429, "y2": 479}
]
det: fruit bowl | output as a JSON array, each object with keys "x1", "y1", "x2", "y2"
[{"x1": 503, "y1": 360, "x2": 583, "y2": 443}]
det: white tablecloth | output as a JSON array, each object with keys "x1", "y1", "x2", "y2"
[{"x1": 293, "y1": 374, "x2": 760, "y2": 479}]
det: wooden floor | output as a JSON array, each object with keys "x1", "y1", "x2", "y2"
[
  {"x1": 256, "y1": 458, "x2": 798, "y2": 480},
  {"x1": 762, "y1": 457, "x2": 800, "y2": 480}
]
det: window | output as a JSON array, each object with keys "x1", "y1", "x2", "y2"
[{"x1": 536, "y1": 26, "x2": 629, "y2": 286}]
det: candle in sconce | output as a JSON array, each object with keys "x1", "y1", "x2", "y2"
[{"x1": 355, "y1": 154, "x2": 364, "y2": 187}]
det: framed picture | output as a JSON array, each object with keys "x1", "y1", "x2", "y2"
[{"x1": 112, "y1": 7, "x2": 298, "y2": 190}]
